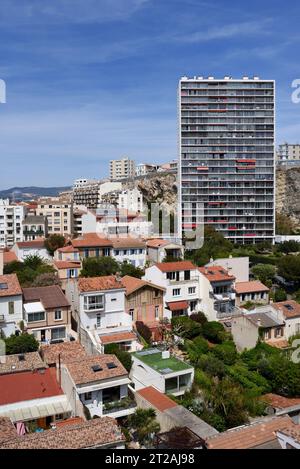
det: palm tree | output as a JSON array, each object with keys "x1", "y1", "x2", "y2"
[{"x1": 127, "y1": 408, "x2": 160, "y2": 445}]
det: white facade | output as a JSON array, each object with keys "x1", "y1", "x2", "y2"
[
  {"x1": 135, "y1": 163, "x2": 157, "y2": 177},
  {"x1": 143, "y1": 264, "x2": 202, "y2": 319},
  {"x1": 278, "y1": 143, "x2": 300, "y2": 161},
  {"x1": 96, "y1": 218, "x2": 153, "y2": 238},
  {"x1": 118, "y1": 189, "x2": 144, "y2": 213},
  {"x1": 0, "y1": 294, "x2": 23, "y2": 337},
  {"x1": 99, "y1": 181, "x2": 122, "y2": 198},
  {"x1": 112, "y1": 246, "x2": 146, "y2": 268},
  {"x1": 206, "y1": 256, "x2": 249, "y2": 283},
  {"x1": 12, "y1": 242, "x2": 52, "y2": 262},
  {"x1": 130, "y1": 350, "x2": 194, "y2": 396},
  {"x1": 0, "y1": 199, "x2": 25, "y2": 248}
]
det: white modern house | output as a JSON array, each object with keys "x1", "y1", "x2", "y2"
[
  {"x1": 0, "y1": 199, "x2": 25, "y2": 249},
  {"x1": 12, "y1": 240, "x2": 52, "y2": 262},
  {"x1": 0, "y1": 274, "x2": 23, "y2": 337},
  {"x1": 143, "y1": 261, "x2": 201, "y2": 319},
  {"x1": 130, "y1": 348, "x2": 194, "y2": 396},
  {"x1": 118, "y1": 189, "x2": 144, "y2": 213},
  {"x1": 61, "y1": 354, "x2": 135, "y2": 420},
  {"x1": 65, "y1": 276, "x2": 138, "y2": 351},
  {"x1": 111, "y1": 237, "x2": 146, "y2": 268}
]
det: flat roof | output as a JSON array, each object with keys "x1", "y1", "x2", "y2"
[{"x1": 133, "y1": 349, "x2": 192, "y2": 374}]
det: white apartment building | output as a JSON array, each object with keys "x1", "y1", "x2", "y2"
[
  {"x1": 110, "y1": 157, "x2": 135, "y2": 181},
  {"x1": 118, "y1": 188, "x2": 144, "y2": 213},
  {"x1": 0, "y1": 274, "x2": 23, "y2": 337},
  {"x1": 65, "y1": 276, "x2": 138, "y2": 352},
  {"x1": 0, "y1": 199, "x2": 25, "y2": 248},
  {"x1": 143, "y1": 260, "x2": 201, "y2": 319},
  {"x1": 37, "y1": 198, "x2": 73, "y2": 236},
  {"x1": 135, "y1": 163, "x2": 157, "y2": 177},
  {"x1": 278, "y1": 143, "x2": 300, "y2": 161}
]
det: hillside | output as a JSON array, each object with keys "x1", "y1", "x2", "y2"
[
  {"x1": 276, "y1": 167, "x2": 300, "y2": 229},
  {"x1": 0, "y1": 186, "x2": 71, "y2": 200}
]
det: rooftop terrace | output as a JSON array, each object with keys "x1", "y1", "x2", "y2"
[{"x1": 133, "y1": 349, "x2": 192, "y2": 374}]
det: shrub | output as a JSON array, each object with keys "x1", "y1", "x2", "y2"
[
  {"x1": 199, "y1": 354, "x2": 226, "y2": 378},
  {"x1": 190, "y1": 312, "x2": 208, "y2": 325},
  {"x1": 171, "y1": 316, "x2": 202, "y2": 339},
  {"x1": 211, "y1": 341, "x2": 238, "y2": 365},
  {"x1": 5, "y1": 333, "x2": 39, "y2": 355},
  {"x1": 274, "y1": 288, "x2": 287, "y2": 302},
  {"x1": 202, "y1": 321, "x2": 225, "y2": 344},
  {"x1": 104, "y1": 344, "x2": 133, "y2": 372},
  {"x1": 136, "y1": 321, "x2": 152, "y2": 344}
]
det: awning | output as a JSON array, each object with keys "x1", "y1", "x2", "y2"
[
  {"x1": 0, "y1": 395, "x2": 71, "y2": 422},
  {"x1": 99, "y1": 331, "x2": 137, "y2": 345},
  {"x1": 167, "y1": 301, "x2": 189, "y2": 311}
]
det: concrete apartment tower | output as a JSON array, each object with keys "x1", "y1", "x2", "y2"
[
  {"x1": 110, "y1": 157, "x2": 136, "y2": 181},
  {"x1": 178, "y1": 76, "x2": 275, "y2": 244}
]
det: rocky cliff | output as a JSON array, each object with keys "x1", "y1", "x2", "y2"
[{"x1": 276, "y1": 167, "x2": 300, "y2": 229}]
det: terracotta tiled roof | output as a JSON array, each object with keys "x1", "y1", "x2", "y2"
[
  {"x1": 137, "y1": 386, "x2": 178, "y2": 412},
  {"x1": 0, "y1": 418, "x2": 17, "y2": 443},
  {"x1": 111, "y1": 237, "x2": 146, "y2": 249},
  {"x1": 235, "y1": 280, "x2": 269, "y2": 294},
  {"x1": 155, "y1": 260, "x2": 197, "y2": 272},
  {"x1": 265, "y1": 338, "x2": 289, "y2": 349},
  {"x1": 0, "y1": 274, "x2": 22, "y2": 297},
  {"x1": 72, "y1": 233, "x2": 112, "y2": 248},
  {"x1": 40, "y1": 341, "x2": 86, "y2": 365},
  {"x1": 65, "y1": 354, "x2": 128, "y2": 385},
  {"x1": 0, "y1": 368, "x2": 63, "y2": 405},
  {"x1": 100, "y1": 331, "x2": 137, "y2": 344},
  {"x1": 147, "y1": 239, "x2": 169, "y2": 248},
  {"x1": 16, "y1": 239, "x2": 45, "y2": 249},
  {"x1": 57, "y1": 245, "x2": 79, "y2": 253},
  {"x1": 54, "y1": 260, "x2": 81, "y2": 270},
  {"x1": 206, "y1": 416, "x2": 293, "y2": 449},
  {"x1": 3, "y1": 251, "x2": 17, "y2": 264},
  {"x1": 121, "y1": 275, "x2": 165, "y2": 295},
  {"x1": 55, "y1": 417, "x2": 84, "y2": 428},
  {"x1": 23, "y1": 285, "x2": 70, "y2": 309},
  {"x1": 273, "y1": 300, "x2": 300, "y2": 319},
  {"x1": 78, "y1": 275, "x2": 124, "y2": 292},
  {"x1": 0, "y1": 352, "x2": 47, "y2": 375},
  {"x1": 167, "y1": 300, "x2": 189, "y2": 311},
  {"x1": 263, "y1": 393, "x2": 300, "y2": 409},
  {"x1": 199, "y1": 265, "x2": 235, "y2": 282},
  {"x1": 0, "y1": 417, "x2": 125, "y2": 449},
  {"x1": 277, "y1": 425, "x2": 300, "y2": 444}
]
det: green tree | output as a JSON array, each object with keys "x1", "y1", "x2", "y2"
[
  {"x1": 251, "y1": 263, "x2": 276, "y2": 286},
  {"x1": 171, "y1": 316, "x2": 202, "y2": 339},
  {"x1": 5, "y1": 333, "x2": 39, "y2": 355},
  {"x1": 211, "y1": 341, "x2": 238, "y2": 366},
  {"x1": 104, "y1": 344, "x2": 132, "y2": 371},
  {"x1": 202, "y1": 321, "x2": 225, "y2": 344},
  {"x1": 276, "y1": 240, "x2": 300, "y2": 254},
  {"x1": 278, "y1": 255, "x2": 300, "y2": 283},
  {"x1": 32, "y1": 272, "x2": 61, "y2": 287},
  {"x1": 44, "y1": 234, "x2": 66, "y2": 256},
  {"x1": 186, "y1": 226, "x2": 233, "y2": 267},
  {"x1": 120, "y1": 261, "x2": 144, "y2": 279},
  {"x1": 126, "y1": 408, "x2": 160, "y2": 445},
  {"x1": 273, "y1": 288, "x2": 287, "y2": 302},
  {"x1": 23, "y1": 254, "x2": 44, "y2": 270},
  {"x1": 276, "y1": 212, "x2": 295, "y2": 235},
  {"x1": 80, "y1": 256, "x2": 119, "y2": 277}
]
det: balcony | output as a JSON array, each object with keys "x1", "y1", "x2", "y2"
[{"x1": 168, "y1": 276, "x2": 199, "y2": 285}]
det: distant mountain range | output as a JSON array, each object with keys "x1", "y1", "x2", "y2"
[{"x1": 0, "y1": 186, "x2": 71, "y2": 201}]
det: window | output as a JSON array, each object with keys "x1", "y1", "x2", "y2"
[
  {"x1": 190, "y1": 300, "x2": 197, "y2": 312},
  {"x1": 8, "y1": 301, "x2": 14, "y2": 315},
  {"x1": 275, "y1": 327, "x2": 283, "y2": 338},
  {"x1": 68, "y1": 269, "x2": 76, "y2": 278},
  {"x1": 167, "y1": 272, "x2": 176, "y2": 280},
  {"x1": 129, "y1": 308, "x2": 134, "y2": 319},
  {"x1": 184, "y1": 270, "x2": 191, "y2": 281},
  {"x1": 96, "y1": 314, "x2": 101, "y2": 328},
  {"x1": 188, "y1": 287, "x2": 196, "y2": 295},
  {"x1": 55, "y1": 310, "x2": 62, "y2": 321},
  {"x1": 173, "y1": 288, "x2": 181, "y2": 297},
  {"x1": 84, "y1": 392, "x2": 92, "y2": 401},
  {"x1": 84, "y1": 295, "x2": 104, "y2": 311},
  {"x1": 155, "y1": 305, "x2": 159, "y2": 319},
  {"x1": 27, "y1": 312, "x2": 45, "y2": 322},
  {"x1": 51, "y1": 327, "x2": 65, "y2": 340}
]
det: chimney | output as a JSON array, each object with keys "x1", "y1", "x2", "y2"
[{"x1": 115, "y1": 271, "x2": 122, "y2": 282}]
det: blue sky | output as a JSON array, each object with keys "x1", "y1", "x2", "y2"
[{"x1": 1, "y1": 0, "x2": 300, "y2": 188}]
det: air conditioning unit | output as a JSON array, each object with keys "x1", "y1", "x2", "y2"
[{"x1": 162, "y1": 350, "x2": 170, "y2": 359}]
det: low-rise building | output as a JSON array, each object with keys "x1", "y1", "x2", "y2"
[
  {"x1": 71, "y1": 233, "x2": 112, "y2": 258},
  {"x1": 62, "y1": 354, "x2": 135, "y2": 419},
  {"x1": 40, "y1": 341, "x2": 87, "y2": 367},
  {"x1": 118, "y1": 188, "x2": 144, "y2": 213},
  {"x1": 273, "y1": 300, "x2": 300, "y2": 339},
  {"x1": 0, "y1": 368, "x2": 71, "y2": 428},
  {"x1": 0, "y1": 416, "x2": 125, "y2": 449},
  {"x1": 146, "y1": 239, "x2": 184, "y2": 264},
  {"x1": 22, "y1": 285, "x2": 72, "y2": 344},
  {"x1": 206, "y1": 416, "x2": 294, "y2": 449},
  {"x1": 130, "y1": 348, "x2": 194, "y2": 396},
  {"x1": 12, "y1": 239, "x2": 52, "y2": 262},
  {"x1": 0, "y1": 352, "x2": 47, "y2": 375},
  {"x1": 206, "y1": 256, "x2": 249, "y2": 282},
  {"x1": 143, "y1": 261, "x2": 201, "y2": 319},
  {"x1": 122, "y1": 275, "x2": 165, "y2": 338},
  {"x1": 111, "y1": 237, "x2": 147, "y2": 268},
  {"x1": 263, "y1": 393, "x2": 300, "y2": 424},
  {"x1": 231, "y1": 307, "x2": 286, "y2": 352},
  {"x1": 36, "y1": 197, "x2": 73, "y2": 236},
  {"x1": 22, "y1": 215, "x2": 48, "y2": 241},
  {"x1": 66, "y1": 275, "x2": 138, "y2": 352},
  {"x1": 135, "y1": 163, "x2": 157, "y2": 177},
  {"x1": 198, "y1": 266, "x2": 236, "y2": 319},
  {"x1": 235, "y1": 280, "x2": 269, "y2": 307},
  {"x1": 0, "y1": 274, "x2": 23, "y2": 337},
  {"x1": 53, "y1": 245, "x2": 81, "y2": 290}
]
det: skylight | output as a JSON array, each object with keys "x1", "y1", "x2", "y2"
[
  {"x1": 106, "y1": 362, "x2": 117, "y2": 369},
  {"x1": 0, "y1": 283, "x2": 8, "y2": 290},
  {"x1": 91, "y1": 365, "x2": 103, "y2": 372}
]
